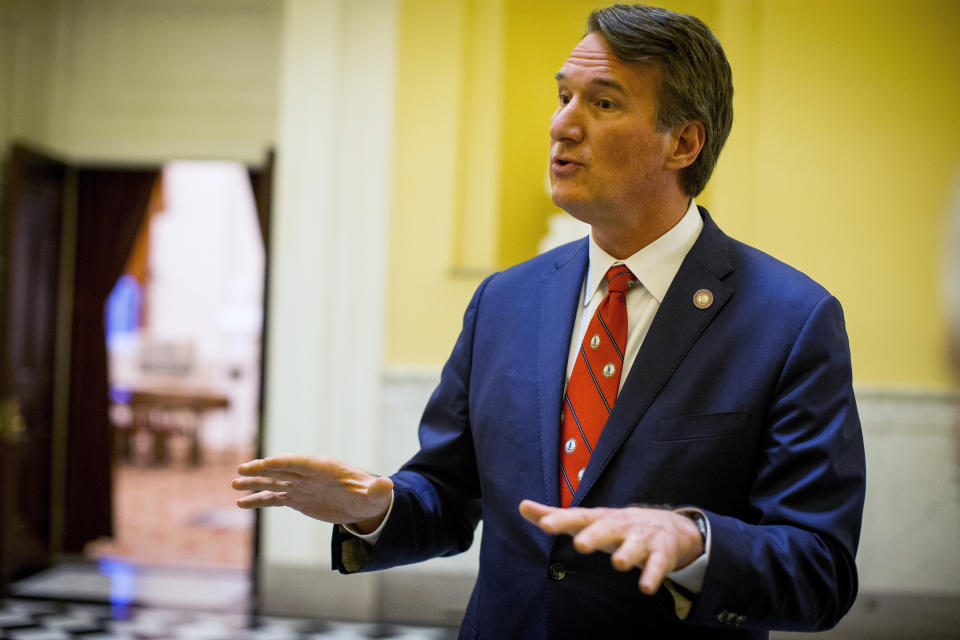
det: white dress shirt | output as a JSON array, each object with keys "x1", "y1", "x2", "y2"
[{"x1": 566, "y1": 198, "x2": 702, "y2": 388}]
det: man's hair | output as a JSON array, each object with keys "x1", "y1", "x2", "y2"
[{"x1": 587, "y1": 4, "x2": 733, "y2": 196}]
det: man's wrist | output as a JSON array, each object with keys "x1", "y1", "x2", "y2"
[
  {"x1": 674, "y1": 511, "x2": 705, "y2": 565},
  {"x1": 667, "y1": 507, "x2": 711, "y2": 594},
  {"x1": 682, "y1": 510, "x2": 708, "y2": 547},
  {"x1": 343, "y1": 490, "x2": 395, "y2": 544},
  {"x1": 353, "y1": 511, "x2": 388, "y2": 535}
]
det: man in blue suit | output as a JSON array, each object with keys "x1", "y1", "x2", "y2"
[{"x1": 234, "y1": 4, "x2": 865, "y2": 638}]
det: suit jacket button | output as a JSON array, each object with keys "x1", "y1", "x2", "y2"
[
  {"x1": 548, "y1": 562, "x2": 567, "y2": 581},
  {"x1": 716, "y1": 610, "x2": 733, "y2": 625}
]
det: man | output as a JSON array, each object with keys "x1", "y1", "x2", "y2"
[{"x1": 234, "y1": 5, "x2": 865, "y2": 638}]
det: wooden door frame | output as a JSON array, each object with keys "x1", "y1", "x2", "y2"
[
  {"x1": 0, "y1": 143, "x2": 68, "y2": 587},
  {"x1": 1, "y1": 145, "x2": 274, "y2": 593}
]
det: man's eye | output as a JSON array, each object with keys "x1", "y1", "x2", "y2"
[
  {"x1": 558, "y1": 94, "x2": 571, "y2": 105},
  {"x1": 598, "y1": 99, "x2": 615, "y2": 110}
]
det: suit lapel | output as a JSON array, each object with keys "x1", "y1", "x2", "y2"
[
  {"x1": 536, "y1": 238, "x2": 589, "y2": 507},
  {"x1": 573, "y1": 209, "x2": 736, "y2": 506}
]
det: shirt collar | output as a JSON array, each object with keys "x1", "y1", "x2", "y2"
[{"x1": 584, "y1": 198, "x2": 704, "y2": 306}]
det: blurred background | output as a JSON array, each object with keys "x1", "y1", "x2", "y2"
[{"x1": 0, "y1": 0, "x2": 957, "y2": 637}]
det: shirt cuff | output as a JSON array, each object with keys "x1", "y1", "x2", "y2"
[
  {"x1": 667, "y1": 507, "x2": 711, "y2": 594},
  {"x1": 341, "y1": 490, "x2": 395, "y2": 545}
]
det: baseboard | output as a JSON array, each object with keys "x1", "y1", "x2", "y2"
[
  {"x1": 259, "y1": 563, "x2": 960, "y2": 638},
  {"x1": 378, "y1": 569, "x2": 473, "y2": 627},
  {"x1": 771, "y1": 591, "x2": 960, "y2": 639},
  {"x1": 258, "y1": 563, "x2": 378, "y2": 621},
  {"x1": 258, "y1": 563, "x2": 471, "y2": 627}
]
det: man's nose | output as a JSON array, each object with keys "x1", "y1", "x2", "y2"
[{"x1": 550, "y1": 99, "x2": 584, "y2": 143}]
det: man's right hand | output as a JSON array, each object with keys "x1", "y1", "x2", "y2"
[{"x1": 232, "y1": 454, "x2": 394, "y2": 534}]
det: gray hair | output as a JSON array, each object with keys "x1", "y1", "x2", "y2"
[{"x1": 587, "y1": 4, "x2": 734, "y2": 196}]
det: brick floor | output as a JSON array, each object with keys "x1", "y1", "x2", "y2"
[{"x1": 86, "y1": 449, "x2": 253, "y2": 569}]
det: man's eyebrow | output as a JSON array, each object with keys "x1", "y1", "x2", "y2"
[
  {"x1": 592, "y1": 77, "x2": 626, "y2": 92},
  {"x1": 553, "y1": 72, "x2": 626, "y2": 93}
]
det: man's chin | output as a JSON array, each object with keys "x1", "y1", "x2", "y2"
[
  {"x1": 552, "y1": 196, "x2": 594, "y2": 226},
  {"x1": 552, "y1": 191, "x2": 581, "y2": 214}
]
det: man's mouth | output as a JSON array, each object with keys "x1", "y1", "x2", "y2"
[
  {"x1": 554, "y1": 156, "x2": 577, "y2": 166},
  {"x1": 552, "y1": 157, "x2": 582, "y2": 175}
]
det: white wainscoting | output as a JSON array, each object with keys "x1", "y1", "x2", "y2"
[
  {"x1": 0, "y1": 0, "x2": 281, "y2": 164},
  {"x1": 855, "y1": 389, "x2": 960, "y2": 596},
  {"x1": 262, "y1": 368, "x2": 960, "y2": 633},
  {"x1": 378, "y1": 371, "x2": 960, "y2": 595},
  {"x1": 51, "y1": 0, "x2": 282, "y2": 163}
]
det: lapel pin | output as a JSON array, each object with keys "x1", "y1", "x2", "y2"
[{"x1": 693, "y1": 289, "x2": 714, "y2": 309}]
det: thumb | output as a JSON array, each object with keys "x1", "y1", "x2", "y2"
[{"x1": 519, "y1": 499, "x2": 554, "y2": 524}]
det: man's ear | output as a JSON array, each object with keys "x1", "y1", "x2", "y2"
[{"x1": 666, "y1": 120, "x2": 705, "y2": 170}]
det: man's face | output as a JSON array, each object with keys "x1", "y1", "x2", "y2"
[{"x1": 550, "y1": 32, "x2": 674, "y2": 224}]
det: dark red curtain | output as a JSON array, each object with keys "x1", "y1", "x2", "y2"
[
  {"x1": 63, "y1": 168, "x2": 159, "y2": 552},
  {"x1": 247, "y1": 149, "x2": 274, "y2": 244}
]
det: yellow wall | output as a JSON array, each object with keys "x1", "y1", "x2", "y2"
[
  {"x1": 385, "y1": 1, "x2": 483, "y2": 365},
  {"x1": 745, "y1": 0, "x2": 960, "y2": 390},
  {"x1": 386, "y1": 0, "x2": 960, "y2": 391}
]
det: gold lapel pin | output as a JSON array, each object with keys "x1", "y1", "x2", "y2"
[{"x1": 693, "y1": 289, "x2": 714, "y2": 309}]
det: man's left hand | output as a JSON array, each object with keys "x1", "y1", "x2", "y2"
[{"x1": 518, "y1": 500, "x2": 704, "y2": 595}]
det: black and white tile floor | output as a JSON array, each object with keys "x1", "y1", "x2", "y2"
[{"x1": 0, "y1": 598, "x2": 457, "y2": 640}]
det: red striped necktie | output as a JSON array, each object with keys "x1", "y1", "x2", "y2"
[{"x1": 559, "y1": 264, "x2": 635, "y2": 508}]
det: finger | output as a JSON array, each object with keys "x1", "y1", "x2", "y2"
[
  {"x1": 237, "y1": 460, "x2": 303, "y2": 480},
  {"x1": 236, "y1": 459, "x2": 267, "y2": 475},
  {"x1": 610, "y1": 535, "x2": 648, "y2": 572},
  {"x1": 518, "y1": 499, "x2": 556, "y2": 525},
  {"x1": 537, "y1": 507, "x2": 602, "y2": 536},
  {"x1": 236, "y1": 491, "x2": 289, "y2": 509},
  {"x1": 572, "y1": 518, "x2": 626, "y2": 555},
  {"x1": 236, "y1": 458, "x2": 299, "y2": 475},
  {"x1": 231, "y1": 477, "x2": 291, "y2": 492},
  {"x1": 238, "y1": 454, "x2": 320, "y2": 475},
  {"x1": 261, "y1": 454, "x2": 338, "y2": 474},
  {"x1": 638, "y1": 549, "x2": 672, "y2": 595}
]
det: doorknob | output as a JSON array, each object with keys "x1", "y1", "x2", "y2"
[{"x1": 0, "y1": 396, "x2": 26, "y2": 445}]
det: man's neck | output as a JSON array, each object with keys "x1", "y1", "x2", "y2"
[{"x1": 591, "y1": 195, "x2": 692, "y2": 259}]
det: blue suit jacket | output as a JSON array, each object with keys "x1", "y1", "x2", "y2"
[{"x1": 334, "y1": 209, "x2": 865, "y2": 639}]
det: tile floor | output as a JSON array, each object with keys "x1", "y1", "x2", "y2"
[
  {"x1": 10, "y1": 561, "x2": 248, "y2": 612},
  {"x1": 5, "y1": 451, "x2": 457, "y2": 639},
  {"x1": 0, "y1": 598, "x2": 457, "y2": 639}
]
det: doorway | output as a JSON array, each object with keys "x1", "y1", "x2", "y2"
[
  {"x1": 2, "y1": 148, "x2": 272, "y2": 611},
  {"x1": 90, "y1": 161, "x2": 263, "y2": 568}
]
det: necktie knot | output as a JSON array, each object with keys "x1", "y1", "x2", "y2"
[{"x1": 605, "y1": 264, "x2": 635, "y2": 296}]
